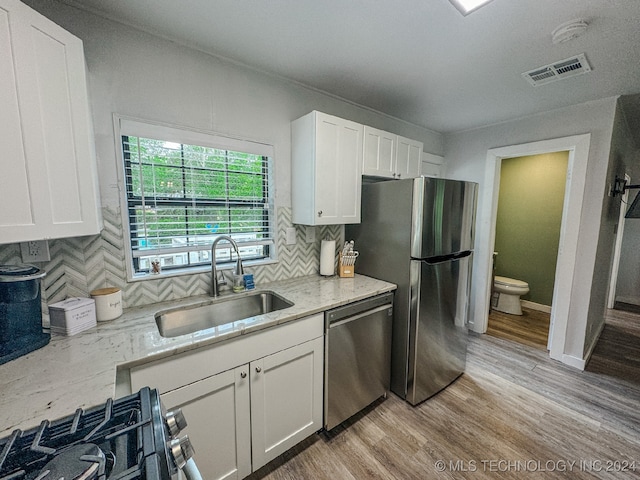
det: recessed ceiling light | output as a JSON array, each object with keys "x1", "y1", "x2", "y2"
[{"x1": 449, "y1": 0, "x2": 494, "y2": 16}]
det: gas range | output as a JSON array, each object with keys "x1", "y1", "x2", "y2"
[{"x1": 0, "y1": 388, "x2": 196, "y2": 480}]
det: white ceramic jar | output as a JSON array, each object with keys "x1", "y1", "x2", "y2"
[{"x1": 90, "y1": 287, "x2": 123, "y2": 321}]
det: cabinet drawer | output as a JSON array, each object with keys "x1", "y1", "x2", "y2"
[{"x1": 130, "y1": 313, "x2": 323, "y2": 394}]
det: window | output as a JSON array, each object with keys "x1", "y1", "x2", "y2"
[{"x1": 117, "y1": 118, "x2": 275, "y2": 277}]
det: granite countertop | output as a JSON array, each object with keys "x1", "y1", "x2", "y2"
[{"x1": 0, "y1": 274, "x2": 395, "y2": 436}]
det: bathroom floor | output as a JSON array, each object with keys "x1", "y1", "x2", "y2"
[{"x1": 487, "y1": 306, "x2": 550, "y2": 349}]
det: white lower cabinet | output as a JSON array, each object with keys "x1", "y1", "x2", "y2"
[
  {"x1": 161, "y1": 366, "x2": 251, "y2": 480},
  {"x1": 125, "y1": 314, "x2": 324, "y2": 480},
  {"x1": 250, "y1": 337, "x2": 323, "y2": 470}
]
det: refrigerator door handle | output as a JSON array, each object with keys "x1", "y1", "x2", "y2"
[
  {"x1": 421, "y1": 254, "x2": 454, "y2": 265},
  {"x1": 420, "y1": 250, "x2": 472, "y2": 265}
]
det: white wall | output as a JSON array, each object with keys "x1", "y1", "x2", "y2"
[
  {"x1": 444, "y1": 98, "x2": 617, "y2": 362},
  {"x1": 24, "y1": 0, "x2": 442, "y2": 212},
  {"x1": 584, "y1": 98, "x2": 638, "y2": 358},
  {"x1": 614, "y1": 97, "x2": 640, "y2": 306}
]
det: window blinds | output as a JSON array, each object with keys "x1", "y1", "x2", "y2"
[{"x1": 119, "y1": 119, "x2": 274, "y2": 274}]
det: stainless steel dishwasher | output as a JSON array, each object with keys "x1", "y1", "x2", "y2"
[{"x1": 324, "y1": 292, "x2": 394, "y2": 430}]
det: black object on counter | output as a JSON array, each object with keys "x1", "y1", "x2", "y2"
[{"x1": 0, "y1": 264, "x2": 48, "y2": 365}]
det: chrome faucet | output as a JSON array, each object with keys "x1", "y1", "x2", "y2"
[{"x1": 211, "y1": 235, "x2": 244, "y2": 297}]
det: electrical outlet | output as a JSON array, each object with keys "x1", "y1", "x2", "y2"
[
  {"x1": 285, "y1": 227, "x2": 297, "y2": 245},
  {"x1": 20, "y1": 240, "x2": 50, "y2": 262},
  {"x1": 305, "y1": 226, "x2": 316, "y2": 243}
]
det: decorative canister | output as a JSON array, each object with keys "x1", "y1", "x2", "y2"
[
  {"x1": 48, "y1": 297, "x2": 96, "y2": 336},
  {"x1": 90, "y1": 287, "x2": 123, "y2": 321}
]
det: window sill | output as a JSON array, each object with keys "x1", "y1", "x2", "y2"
[{"x1": 127, "y1": 257, "x2": 277, "y2": 283}]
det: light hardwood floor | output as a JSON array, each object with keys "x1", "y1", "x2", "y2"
[
  {"x1": 248, "y1": 309, "x2": 640, "y2": 480},
  {"x1": 486, "y1": 306, "x2": 550, "y2": 350}
]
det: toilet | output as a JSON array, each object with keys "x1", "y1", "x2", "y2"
[{"x1": 492, "y1": 276, "x2": 530, "y2": 315}]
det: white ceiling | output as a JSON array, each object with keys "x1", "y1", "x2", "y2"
[{"x1": 64, "y1": 0, "x2": 640, "y2": 133}]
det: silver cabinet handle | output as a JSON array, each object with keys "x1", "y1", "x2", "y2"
[
  {"x1": 240, "y1": 371, "x2": 247, "y2": 378},
  {"x1": 255, "y1": 366, "x2": 262, "y2": 373},
  {"x1": 397, "y1": 173, "x2": 401, "y2": 178},
  {"x1": 317, "y1": 210, "x2": 323, "y2": 217}
]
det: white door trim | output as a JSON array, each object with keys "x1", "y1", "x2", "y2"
[
  {"x1": 607, "y1": 173, "x2": 631, "y2": 309},
  {"x1": 474, "y1": 134, "x2": 591, "y2": 362}
]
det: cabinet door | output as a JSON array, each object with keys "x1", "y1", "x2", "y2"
[
  {"x1": 314, "y1": 113, "x2": 363, "y2": 224},
  {"x1": 250, "y1": 336, "x2": 324, "y2": 470},
  {"x1": 0, "y1": 0, "x2": 101, "y2": 244},
  {"x1": 421, "y1": 152, "x2": 444, "y2": 178},
  {"x1": 396, "y1": 136, "x2": 423, "y2": 179},
  {"x1": 0, "y1": 1, "x2": 41, "y2": 237},
  {"x1": 362, "y1": 126, "x2": 395, "y2": 178},
  {"x1": 161, "y1": 366, "x2": 251, "y2": 480}
]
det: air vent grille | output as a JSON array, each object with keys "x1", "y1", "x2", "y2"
[{"x1": 522, "y1": 54, "x2": 591, "y2": 86}]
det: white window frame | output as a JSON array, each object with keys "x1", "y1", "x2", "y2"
[{"x1": 113, "y1": 115, "x2": 277, "y2": 281}]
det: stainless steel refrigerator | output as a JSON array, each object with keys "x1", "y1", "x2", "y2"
[{"x1": 346, "y1": 177, "x2": 477, "y2": 405}]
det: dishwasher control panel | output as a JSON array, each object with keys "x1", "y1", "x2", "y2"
[{"x1": 326, "y1": 291, "x2": 394, "y2": 324}]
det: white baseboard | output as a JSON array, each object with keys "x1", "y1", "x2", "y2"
[
  {"x1": 521, "y1": 300, "x2": 551, "y2": 313},
  {"x1": 561, "y1": 354, "x2": 586, "y2": 370},
  {"x1": 583, "y1": 320, "x2": 605, "y2": 366},
  {"x1": 561, "y1": 320, "x2": 605, "y2": 371}
]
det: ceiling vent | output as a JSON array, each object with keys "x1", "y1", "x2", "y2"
[{"x1": 522, "y1": 53, "x2": 592, "y2": 87}]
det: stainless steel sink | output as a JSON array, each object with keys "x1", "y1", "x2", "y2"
[{"x1": 155, "y1": 291, "x2": 294, "y2": 338}]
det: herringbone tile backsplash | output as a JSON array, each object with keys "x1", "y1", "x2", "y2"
[{"x1": 0, "y1": 206, "x2": 343, "y2": 316}]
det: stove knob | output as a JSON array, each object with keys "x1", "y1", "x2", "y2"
[
  {"x1": 165, "y1": 408, "x2": 188, "y2": 436},
  {"x1": 169, "y1": 435, "x2": 196, "y2": 469}
]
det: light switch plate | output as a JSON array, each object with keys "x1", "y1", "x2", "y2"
[
  {"x1": 285, "y1": 227, "x2": 297, "y2": 245},
  {"x1": 20, "y1": 240, "x2": 50, "y2": 262},
  {"x1": 305, "y1": 226, "x2": 316, "y2": 243}
]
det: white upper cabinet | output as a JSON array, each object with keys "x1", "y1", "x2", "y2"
[
  {"x1": 292, "y1": 111, "x2": 363, "y2": 225},
  {"x1": 362, "y1": 126, "x2": 396, "y2": 177},
  {"x1": 421, "y1": 152, "x2": 444, "y2": 178},
  {"x1": 396, "y1": 135, "x2": 423, "y2": 179},
  {"x1": 0, "y1": 0, "x2": 101, "y2": 244},
  {"x1": 291, "y1": 112, "x2": 425, "y2": 225},
  {"x1": 362, "y1": 127, "x2": 423, "y2": 179}
]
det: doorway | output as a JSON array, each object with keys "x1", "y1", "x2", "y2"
[
  {"x1": 609, "y1": 173, "x2": 635, "y2": 311},
  {"x1": 472, "y1": 134, "x2": 591, "y2": 367},
  {"x1": 487, "y1": 152, "x2": 569, "y2": 349}
]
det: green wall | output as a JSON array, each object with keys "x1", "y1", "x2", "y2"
[{"x1": 494, "y1": 152, "x2": 568, "y2": 306}]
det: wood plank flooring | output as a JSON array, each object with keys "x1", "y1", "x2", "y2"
[
  {"x1": 614, "y1": 301, "x2": 640, "y2": 315},
  {"x1": 248, "y1": 309, "x2": 640, "y2": 480},
  {"x1": 486, "y1": 306, "x2": 550, "y2": 350}
]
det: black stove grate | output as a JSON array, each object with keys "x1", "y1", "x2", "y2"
[{"x1": 0, "y1": 388, "x2": 170, "y2": 480}]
